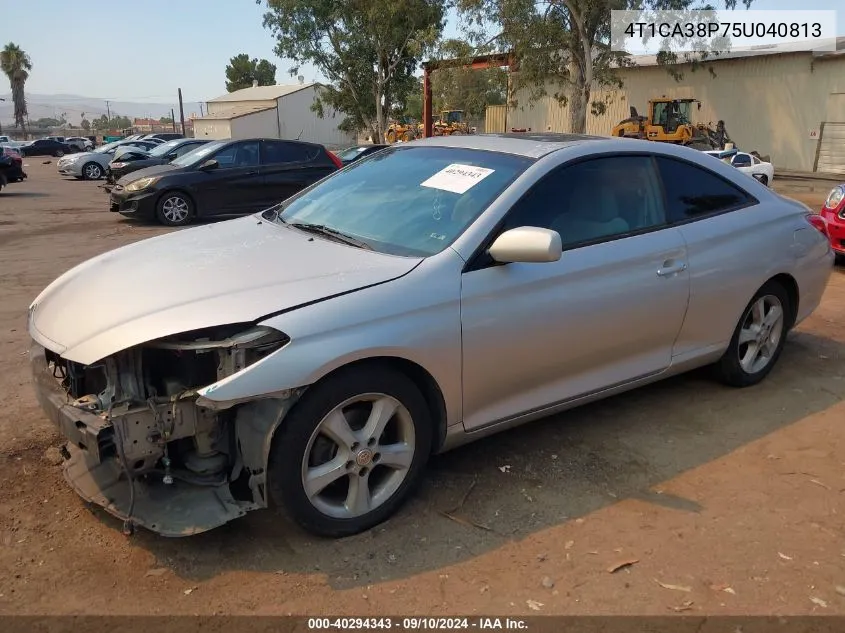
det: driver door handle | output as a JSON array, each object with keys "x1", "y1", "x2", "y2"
[{"x1": 657, "y1": 261, "x2": 688, "y2": 277}]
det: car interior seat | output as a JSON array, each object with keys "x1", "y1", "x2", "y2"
[{"x1": 551, "y1": 176, "x2": 629, "y2": 244}]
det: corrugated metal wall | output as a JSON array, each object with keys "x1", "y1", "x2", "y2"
[
  {"x1": 206, "y1": 99, "x2": 276, "y2": 115},
  {"x1": 230, "y1": 108, "x2": 280, "y2": 139},
  {"x1": 505, "y1": 53, "x2": 845, "y2": 172},
  {"x1": 278, "y1": 87, "x2": 357, "y2": 148},
  {"x1": 192, "y1": 118, "x2": 232, "y2": 140},
  {"x1": 485, "y1": 105, "x2": 507, "y2": 133},
  {"x1": 817, "y1": 123, "x2": 845, "y2": 174}
]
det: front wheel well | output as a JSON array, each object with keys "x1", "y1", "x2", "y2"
[
  {"x1": 300, "y1": 356, "x2": 448, "y2": 454},
  {"x1": 767, "y1": 273, "x2": 799, "y2": 329}
]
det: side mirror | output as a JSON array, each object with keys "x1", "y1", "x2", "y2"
[
  {"x1": 199, "y1": 159, "x2": 219, "y2": 171},
  {"x1": 488, "y1": 227, "x2": 562, "y2": 264}
]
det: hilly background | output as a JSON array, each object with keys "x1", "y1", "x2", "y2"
[{"x1": 0, "y1": 93, "x2": 207, "y2": 126}]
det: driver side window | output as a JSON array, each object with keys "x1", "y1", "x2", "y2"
[
  {"x1": 498, "y1": 155, "x2": 667, "y2": 250},
  {"x1": 212, "y1": 141, "x2": 260, "y2": 168}
]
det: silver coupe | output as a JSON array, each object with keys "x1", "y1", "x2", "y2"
[{"x1": 28, "y1": 134, "x2": 833, "y2": 537}]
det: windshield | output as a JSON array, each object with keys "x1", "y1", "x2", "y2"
[
  {"x1": 94, "y1": 141, "x2": 123, "y2": 154},
  {"x1": 149, "y1": 139, "x2": 184, "y2": 157},
  {"x1": 274, "y1": 146, "x2": 532, "y2": 257},
  {"x1": 170, "y1": 140, "x2": 227, "y2": 167}
]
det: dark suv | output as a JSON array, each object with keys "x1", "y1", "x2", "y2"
[{"x1": 109, "y1": 138, "x2": 343, "y2": 226}]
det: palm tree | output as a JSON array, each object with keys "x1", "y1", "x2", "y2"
[{"x1": 0, "y1": 43, "x2": 33, "y2": 133}]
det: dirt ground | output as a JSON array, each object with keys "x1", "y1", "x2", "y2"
[{"x1": 0, "y1": 162, "x2": 844, "y2": 616}]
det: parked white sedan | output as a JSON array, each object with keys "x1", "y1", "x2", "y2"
[{"x1": 706, "y1": 150, "x2": 774, "y2": 186}]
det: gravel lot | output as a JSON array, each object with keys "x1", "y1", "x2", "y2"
[{"x1": 0, "y1": 162, "x2": 843, "y2": 615}]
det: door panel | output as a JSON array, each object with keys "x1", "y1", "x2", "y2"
[
  {"x1": 194, "y1": 141, "x2": 262, "y2": 215},
  {"x1": 460, "y1": 229, "x2": 690, "y2": 430},
  {"x1": 259, "y1": 140, "x2": 334, "y2": 208},
  {"x1": 460, "y1": 154, "x2": 691, "y2": 431}
]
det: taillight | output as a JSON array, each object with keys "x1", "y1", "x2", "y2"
[
  {"x1": 806, "y1": 213, "x2": 828, "y2": 237},
  {"x1": 326, "y1": 151, "x2": 343, "y2": 169}
]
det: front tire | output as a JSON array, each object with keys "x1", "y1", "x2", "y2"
[
  {"x1": 81, "y1": 162, "x2": 103, "y2": 180},
  {"x1": 714, "y1": 281, "x2": 790, "y2": 387},
  {"x1": 268, "y1": 365, "x2": 433, "y2": 537},
  {"x1": 155, "y1": 191, "x2": 194, "y2": 226},
  {"x1": 758, "y1": 174, "x2": 769, "y2": 186},
  {"x1": 54, "y1": 150, "x2": 64, "y2": 157}
]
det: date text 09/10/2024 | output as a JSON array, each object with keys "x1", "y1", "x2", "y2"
[{"x1": 307, "y1": 618, "x2": 529, "y2": 630}]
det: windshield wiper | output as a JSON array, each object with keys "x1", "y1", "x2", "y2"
[{"x1": 288, "y1": 222, "x2": 372, "y2": 250}]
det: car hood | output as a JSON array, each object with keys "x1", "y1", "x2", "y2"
[
  {"x1": 28, "y1": 215, "x2": 422, "y2": 365},
  {"x1": 117, "y1": 162, "x2": 181, "y2": 184}
]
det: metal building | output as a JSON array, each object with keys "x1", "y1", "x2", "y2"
[
  {"x1": 192, "y1": 83, "x2": 356, "y2": 149},
  {"x1": 488, "y1": 38, "x2": 845, "y2": 174}
]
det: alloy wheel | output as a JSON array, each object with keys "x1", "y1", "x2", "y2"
[
  {"x1": 84, "y1": 163, "x2": 102, "y2": 179},
  {"x1": 301, "y1": 393, "x2": 415, "y2": 519},
  {"x1": 737, "y1": 294, "x2": 784, "y2": 374},
  {"x1": 161, "y1": 196, "x2": 190, "y2": 223}
]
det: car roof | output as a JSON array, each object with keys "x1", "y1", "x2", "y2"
[{"x1": 406, "y1": 132, "x2": 603, "y2": 158}]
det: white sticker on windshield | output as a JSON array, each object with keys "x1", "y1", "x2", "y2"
[{"x1": 420, "y1": 164, "x2": 495, "y2": 195}]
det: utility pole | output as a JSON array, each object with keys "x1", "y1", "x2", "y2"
[
  {"x1": 171, "y1": 108, "x2": 176, "y2": 133},
  {"x1": 199, "y1": 103, "x2": 204, "y2": 117},
  {"x1": 105, "y1": 100, "x2": 111, "y2": 122},
  {"x1": 177, "y1": 89, "x2": 186, "y2": 136}
]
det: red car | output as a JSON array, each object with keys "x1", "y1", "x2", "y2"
[{"x1": 819, "y1": 184, "x2": 845, "y2": 261}]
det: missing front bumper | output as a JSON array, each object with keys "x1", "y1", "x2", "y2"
[{"x1": 62, "y1": 443, "x2": 254, "y2": 537}]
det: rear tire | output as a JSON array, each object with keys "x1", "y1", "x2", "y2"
[
  {"x1": 758, "y1": 174, "x2": 769, "y2": 186},
  {"x1": 713, "y1": 281, "x2": 791, "y2": 387},
  {"x1": 268, "y1": 365, "x2": 433, "y2": 537},
  {"x1": 54, "y1": 150, "x2": 64, "y2": 157},
  {"x1": 385, "y1": 130, "x2": 396, "y2": 144}
]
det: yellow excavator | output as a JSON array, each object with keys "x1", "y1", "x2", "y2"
[{"x1": 611, "y1": 97, "x2": 730, "y2": 150}]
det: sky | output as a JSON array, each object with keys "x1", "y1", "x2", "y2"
[{"x1": 2, "y1": 0, "x2": 842, "y2": 103}]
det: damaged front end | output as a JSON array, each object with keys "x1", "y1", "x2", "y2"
[{"x1": 30, "y1": 324, "x2": 299, "y2": 536}]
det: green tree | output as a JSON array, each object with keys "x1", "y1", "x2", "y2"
[
  {"x1": 225, "y1": 53, "x2": 278, "y2": 92},
  {"x1": 260, "y1": 0, "x2": 446, "y2": 142},
  {"x1": 458, "y1": 0, "x2": 753, "y2": 134},
  {"x1": 0, "y1": 42, "x2": 33, "y2": 132},
  {"x1": 32, "y1": 117, "x2": 62, "y2": 128},
  {"x1": 93, "y1": 114, "x2": 110, "y2": 130},
  {"x1": 159, "y1": 116, "x2": 174, "y2": 124},
  {"x1": 81, "y1": 118, "x2": 91, "y2": 131},
  {"x1": 429, "y1": 39, "x2": 507, "y2": 121},
  {"x1": 111, "y1": 115, "x2": 132, "y2": 129}
]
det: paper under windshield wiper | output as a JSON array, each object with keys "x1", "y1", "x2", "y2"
[{"x1": 288, "y1": 222, "x2": 372, "y2": 249}]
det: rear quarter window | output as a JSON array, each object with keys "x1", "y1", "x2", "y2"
[{"x1": 655, "y1": 156, "x2": 756, "y2": 223}]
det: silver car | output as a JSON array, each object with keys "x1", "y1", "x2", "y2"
[
  {"x1": 56, "y1": 139, "x2": 160, "y2": 180},
  {"x1": 28, "y1": 134, "x2": 833, "y2": 537}
]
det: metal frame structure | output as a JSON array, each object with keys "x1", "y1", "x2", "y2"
[{"x1": 421, "y1": 53, "x2": 516, "y2": 138}]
